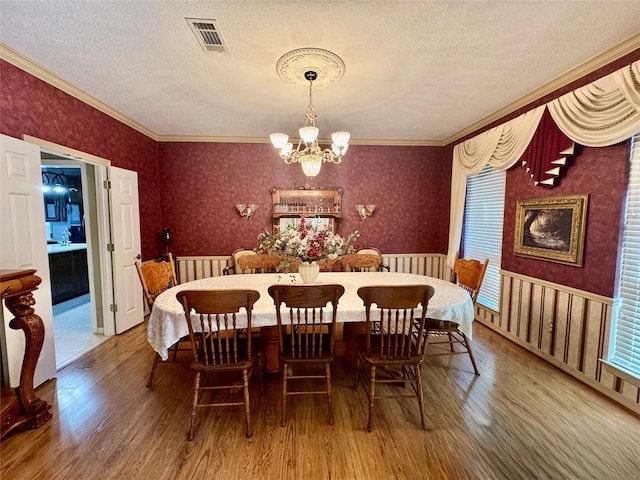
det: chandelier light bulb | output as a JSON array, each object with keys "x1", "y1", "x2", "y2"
[
  {"x1": 331, "y1": 131, "x2": 350, "y2": 147},
  {"x1": 281, "y1": 143, "x2": 293, "y2": 156},
  {"x1": 300, "y1": 155, "x2": 323, "y2": 177},
  {"x1": 270, "y1": 133, "x2": 289, "y2": 148},
  {"x1": 299, "y1": 126, "x2": 319, "y2": 145}
]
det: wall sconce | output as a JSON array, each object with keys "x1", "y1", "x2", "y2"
[
  {"x1": 236, "y1": 204, "x2": 257, "y2": 219},
  {"x1": 356, "y1": 204, "x2": 376, "y2": 219}
]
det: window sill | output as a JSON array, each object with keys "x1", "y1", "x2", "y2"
[{"x1": 601, "y1": 360, "x2": 640, "y2": 387}]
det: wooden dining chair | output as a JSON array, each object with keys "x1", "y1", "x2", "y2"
[
  {"x1": 223, "y1": 248, "x2": 256, "y2": 275},
  {"x1": 356, "y1": 247, "x2": 390, "y2": 271},
  {"x1": 268, "y1": 284, "x2": 345, "y2": 427},
  {"x1": 340, "y1": 253, "x2": 382, "y2": 272},
  {"x1": 423, "y1": 251, "x2": 488, "y2": 375},
  {"x1": 176, "y1": 289, "x2": 261, "y2": 440},
  {"x1": 135, "y1": 253, "x2": 188, "y2": 388},
  {"x1": 353, "y1": 284, "x2": 435, "y2": 432},
  {"x1": 317, "y1": 257, "x2": 344, "y2": 272},
  {"x1": 235, "y1": 253, "x2": 281, "y2": 274}
]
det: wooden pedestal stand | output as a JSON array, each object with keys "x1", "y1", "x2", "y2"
[{"x1": 1, "y1": 269, "x2": 52, "y2": 438}]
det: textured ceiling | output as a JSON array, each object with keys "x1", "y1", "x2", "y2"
[{"x1": 1, "y1": 1, "x2": 639, "y2": 145}]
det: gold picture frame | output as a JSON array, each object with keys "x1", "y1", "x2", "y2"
[{"x1": 514, "y1": 194, "x2": 588, "y2": 266}]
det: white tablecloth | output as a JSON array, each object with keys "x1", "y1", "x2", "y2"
[{"x1": 148, "y1": 272, "x2": 474, "y2": 360}]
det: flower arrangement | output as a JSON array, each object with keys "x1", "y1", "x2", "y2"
[{"x1": 257, "y1": 217, "x2": 359, "y2": 269}]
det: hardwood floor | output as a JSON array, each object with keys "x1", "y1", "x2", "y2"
[{"x1": 2, "y1": 321, "x2": 639, "y2": 480}]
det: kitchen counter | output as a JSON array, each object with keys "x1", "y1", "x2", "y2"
[{"x1": 47, "y1": 243, "x2": 87, "y2": 254}]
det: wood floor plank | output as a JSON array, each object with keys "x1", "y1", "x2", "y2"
[{"x1": 2, "y1": 321, "x2": 639, "y2": 480}]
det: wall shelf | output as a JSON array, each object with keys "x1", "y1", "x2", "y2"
[{"x1": 271, "y1": 186, "x2": 343, "y2": 233}]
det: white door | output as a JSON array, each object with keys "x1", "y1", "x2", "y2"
[
  {"x1": 109, "y1": 166, "x2": 143, "y2": 333},
  {"x1": 0, "y1": 134, "x2": 57, "y2": 387}
]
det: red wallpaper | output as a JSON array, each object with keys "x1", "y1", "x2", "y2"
[
  {"x1": 158, "y1": 142, "x2": 450, "y2": 256},
  {"x1": 502, "y1": 141, "x2": 630, "y2": 297},
  {"x1": 2, "y1": 58, "x2": 633, "y2": 299},
  {"x1": 0, "y1": 60, "x2": 162, "y2": 258}
]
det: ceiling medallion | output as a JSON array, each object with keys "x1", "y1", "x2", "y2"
[{"x1": 276, "y1": 47, "x2": 346, "y2": 88}]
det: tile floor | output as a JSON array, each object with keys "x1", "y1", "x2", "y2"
[{"x1": 53, "y1": 294, "x2": 108, "y2": 369}]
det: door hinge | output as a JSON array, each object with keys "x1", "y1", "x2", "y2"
[
  {"x1": 107, "y1": 243, "x2": 115, "y2": 252},
  {"x1": 110, "y1": 304, "x2": 118, "y2": 313},
  {"x1": 103, "y1": 180, "x2": 111, "y2": 189}
]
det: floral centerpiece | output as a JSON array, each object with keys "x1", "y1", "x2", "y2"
[{"x1": 256, "y1": 217, "x2": 359, "y2": 278}]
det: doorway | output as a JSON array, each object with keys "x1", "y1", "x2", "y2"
[
  {"x1": 41, "y1": 156, "x2": 107, "y2": 369},
  {"x1": 2, "y1": 134, "x2": 143, "y2": 387}
]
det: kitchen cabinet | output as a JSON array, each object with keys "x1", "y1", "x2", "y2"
[{"x1": 48, "y1": 247, "x2": 89, "y2": 304}]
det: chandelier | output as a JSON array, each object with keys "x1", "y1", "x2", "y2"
[{"x1": 270, "y1": 48, "x2": 350, "y2": 177}]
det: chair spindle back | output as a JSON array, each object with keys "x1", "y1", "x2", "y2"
[
  {"x1": 268, "y1": 284, "x2": 345, "y2": 360},
  {"x1": 176, "y1": 289, "x2": 260, "y2": 366},
  {"x1": 357, "y1": 285, "x2": 435, "y2": 361}
]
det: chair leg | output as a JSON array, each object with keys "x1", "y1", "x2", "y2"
[
  {"x1": 352, "y1": 356, "x2": 360, "y2": 389},
  {"x1": 462, "y1": 334, "x2": 480, "y2": 375},
  {"x1": 415, "y1": 364, "x2": 426, "y2": 430},
  {"x1": 258, "y1": 354, "x2": 264, "y2": 393},
  {"x1": 447, "y1": 332, "x2": 455, "y2": 352},
  {"x1": 367, "y1": 365, "x2": 376, "y2": 432},
  {"x1": 281, "y1": 362, "x2": 288, "y2": 427},
  {"x1": 189, "y1": 371, "x2": 200, "y2": 441},
  {"x1": 242, "y1": 369, "x2": 252, "y2": 438},
  {"x1": 421, "y1": 333, "x2": 431, "y2": 368},
  {"x1": 147, "y1": 352, "x2": 161, "y2": 388},
  {"x1": 325, "y1": 362, "x2": 334, "y2": 425}
]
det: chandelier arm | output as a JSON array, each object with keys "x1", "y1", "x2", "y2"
[
  {"x1": 320, "y1": 149, "x2": 343, "y2": 163},
  {"x1": 288, "y1": 150, "x2": 302, "y2": 164}
]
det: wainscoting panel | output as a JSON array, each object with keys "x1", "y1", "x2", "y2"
[
  {"x1": 479, "y1": 270, "x2": 639, "y2": 415},
  {"x1": 382, "y1": 253, "x2": 448, "y2": 278},
  {"x1": 176, "y1": 253, "x2": 449, "y2": 282},
  {"x1": 175, "y1": 256, "x2": 230, "y2": 283}
]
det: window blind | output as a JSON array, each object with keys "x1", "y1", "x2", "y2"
[
  {"x1": 610, "y1": 133, "x2": 640, "y2": 377},
  {"x1": 463, "y1": 164, "x2": 506, "y2": 311}
]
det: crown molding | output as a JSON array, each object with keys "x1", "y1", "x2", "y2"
[
  {"x1": 156, "y1": 135, "x2": 269, "y2": 143},
  {"x1": 443, "y1": 33, "x2": 640, "y2": 146},
  {"x1": 1, "y1": 44, "x2": 439, "y2": 147},
  {"x1": 156, "y1": 134, "x2": 442, "y2": 146},
  {"x1": 0, "y1": 43, "x2": 158, "y2": 141},
  {"x1": 3, "y1": 33, "x2": 638, "y2": 149},
  {"x1": 346, "y1": 138, "x2": 443, "y2": 147}
]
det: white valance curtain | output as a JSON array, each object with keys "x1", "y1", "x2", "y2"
[
  {"x1": 548, "y1": 62, "x2": 640, "y2": 147},
  {"x1": 447, "y1": 106, "x2": 545, "y2": 267},
  {"x1": 447, "y1": 60, "x2": 640, "y2": 267}
]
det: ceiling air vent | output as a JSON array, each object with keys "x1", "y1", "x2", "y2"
[{"x1": 185, "y1": 18, "x2": 228, "y2": 53}]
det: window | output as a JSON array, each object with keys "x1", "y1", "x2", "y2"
[
  {"x1": 609, "y1": 133, "x2": 640, "y2": 377},
  {"x1": 462, "y1": 164, "x2": 506, "y2": 311}
]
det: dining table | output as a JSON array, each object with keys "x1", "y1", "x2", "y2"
[{"x1": 147, "y1": 272, "x2": 475, "y2": 368}]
